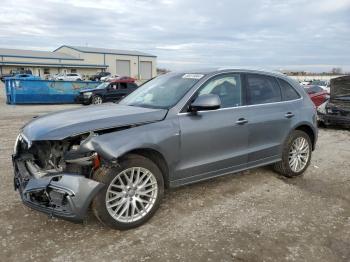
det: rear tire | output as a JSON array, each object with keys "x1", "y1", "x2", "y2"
[
  {"x1": 273, "y1": 130, "x2": 312, "y2": 178},
  {"x1": 92, "y1": 154, "x2": 164, "y2": 230}
]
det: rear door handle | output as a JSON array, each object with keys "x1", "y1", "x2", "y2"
[
  {"x1": 285, "y1": 112, "x2": 294, "y2": 118},
  {"x1": 236, "y1": 118, "x2": 248, "y2": 125}
]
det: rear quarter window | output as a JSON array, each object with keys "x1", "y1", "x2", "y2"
[{"x1": 277, "y1": 78, "x2": 301, "y2": 100}]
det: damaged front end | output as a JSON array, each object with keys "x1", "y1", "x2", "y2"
[{"x1": 13, "y1": 132, "x2": 104, "y2": 222}]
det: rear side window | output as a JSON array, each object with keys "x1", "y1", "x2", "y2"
[
  {"x1": 119, "y1": 83, "x2": 128, "y2": 89},
  {"x1": 246, "y1": 74, "x2": 281, "y2": 105},
  {"x1": 127, "y1": 83, "x2": 137, "y2": 89},
  {"x1": 278, "y1": 78, "x2": 301, "y2": 100}
]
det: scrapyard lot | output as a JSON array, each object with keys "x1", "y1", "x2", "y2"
[{"x1": 0, "y1": 86, "x2": 349, "y2": 262}]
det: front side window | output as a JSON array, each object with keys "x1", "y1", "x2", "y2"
[
  {"x1": 110, "y1": 83, "x2": 118, "y2": 90},
  {"x1": 197, "y1": 74, "x2": 242, "y2": 108},
  {"x1": 278, "y1": 78, "x2": 300, "y2": 100},
  {"x1": 120, "y1": 73, "x2": 203, "y2": 109},
  {"x1": 246, "y1": 74, "x2": 281, "y2": 105}
]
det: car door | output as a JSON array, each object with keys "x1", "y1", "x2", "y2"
[
  {"x1": 116, "y1": 82, "x2": 131, "y2": 101},
  {"x1": 105, "y1": 83, "x2": 119, "y2": 101},
  {"x1": 244, "y1": 74, "x2": 296, "y2": 165},
  {"x1": 175, "y1": 73, "x2": 249, "y2": 182}
]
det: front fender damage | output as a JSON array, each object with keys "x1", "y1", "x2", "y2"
[{"x1": 78, "y1": 120, "x2": 179, "y2": 164}]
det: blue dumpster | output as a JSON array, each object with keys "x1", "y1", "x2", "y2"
[{"x1": 4, "y1": 79, "x2": 101, "y2": 104}]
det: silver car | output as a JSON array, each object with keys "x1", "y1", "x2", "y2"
[
  {"x1": 54, "y1": 73, "x2": 83, "y2": 81},
  {"x1": 13, "y1": 68, "x2": 317, "y2": 230}
]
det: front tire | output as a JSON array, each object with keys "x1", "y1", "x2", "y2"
[
  {"x1": 273, "y1": 130, "x2": 312, "y2": 177},
  {"x1": 91, "y1": 95, "x2": 103, "y2": 104},
  {"x1": 92, "y1": 154, "x2": 164, "y2": 230}
]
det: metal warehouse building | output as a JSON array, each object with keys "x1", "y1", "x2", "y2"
[{"x1": 0, "y1": 45, "x2": 157, "y2": 80}]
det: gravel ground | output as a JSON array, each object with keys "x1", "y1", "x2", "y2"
[{"x1": 0, "y1": 85, "x2": 349, "y2": 262}]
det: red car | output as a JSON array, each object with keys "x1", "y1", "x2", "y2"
[
  {"x1": 303, "y1": 85, "x2": 329, "y2": 107},
  {"x1": 107, "y1": 76, "x2": 136, "y2": 83}
]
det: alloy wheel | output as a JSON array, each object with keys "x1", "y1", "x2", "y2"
[
  {"x1": 288, "y1": 137, "x2": 310, "y2": 172},
  {"x1": 93, "y1": 96, "x2": 102, "y2": 104},
  {"x1": 105, "y1": 167, "x2": 158, "y2": 223}
]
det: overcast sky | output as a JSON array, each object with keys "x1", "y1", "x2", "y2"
[{"x1": 0, "y1": 0, "x2": 349, "y2": 72}]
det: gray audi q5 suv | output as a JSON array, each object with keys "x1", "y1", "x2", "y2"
[{"x1": 13, "y1": 68, "x2": 317, "y2": 229}]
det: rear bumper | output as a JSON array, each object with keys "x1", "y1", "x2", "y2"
[{"x1": 13, "y1": 156, "x2": 104, "y2": 222}]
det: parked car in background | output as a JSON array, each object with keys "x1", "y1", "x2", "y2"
[
  {"x1": 0, "y1": 69, "x2": 33, "y2": 82},
  {"x1": 89, "y1": 71, "x2": 111, "y2": 81},
  {"x1": 109, "y1": 76, "x2": 136, "y2": 83},
  {"x1": 311, "y1": 80, "x2": 330, "y2": 92},
  {"x1": 54, "y1": 73, "x2": 83, "y2": 81},
  {"x1": 76, "y1": 79, "x2": 138, "y2": 105},
  {"x1": 300, "y1": 81, "x2": 312, "y2": 86},
  {"x1": 11, "y1": 74, "x2": 41, "y2": 80},
  {"x1": 13, "y1": 68, "x2": 317, "y2": 230},
  {"x1": 101, "y1": 74, "x2": 120, "y2": 82},
  {"x1": 303, "y1": 85, "x2": 329, "y2": 107},
  {"x1": 317, "y1": 75, "x2": 350, "y2": 127}
]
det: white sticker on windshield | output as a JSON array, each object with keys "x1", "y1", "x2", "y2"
[{"x1": 182, "y1": 74, "x2": 204, "y2": 79}]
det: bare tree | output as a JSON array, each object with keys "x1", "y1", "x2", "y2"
[{"x1": 331, "y1": 67, "x2": 342, "y2": 74}]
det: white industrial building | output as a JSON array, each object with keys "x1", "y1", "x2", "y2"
[{"x1": 0, "y1": 45, "x2": 157, "y2": 80}]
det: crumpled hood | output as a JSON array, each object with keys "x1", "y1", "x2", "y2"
[
  {"x1": 79, "y1": 88, "x2": 99, "y2": 93},
  {"x1": 22, "y1": 104, "x2": 167, "y2": 141},
  {"x1": 330, "y1": 76, "x2": 350, "y2": 100}
]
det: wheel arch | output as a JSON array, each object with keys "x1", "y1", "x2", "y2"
[
  {"x1": 120, "y1": 148, "x2": 170, "y2": 188},
  {"x1": 293, "y1": 123, "x2": 317, "y2": 150}
]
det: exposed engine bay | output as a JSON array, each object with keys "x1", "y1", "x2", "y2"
[
  {"x1": 13, "y1": 132, "x2": 104, "y2": 221},
  {"x1": 17, "y1": 133, "x2": 97, "y2": 177}
]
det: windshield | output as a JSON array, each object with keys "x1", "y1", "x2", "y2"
[
  {"x1": 119, "y1": 73, "x2": 203, "y2": 109},
  {"x1": 96, "y1": 82, "x2": 109, "y2": 89}
]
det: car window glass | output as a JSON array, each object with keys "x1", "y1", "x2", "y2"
[
  {"x1": 110, "y1": 83, "x2": 117, "y2": 90},
  {"x1": 127, "y1": 83, "x2": 136, "y2": 89},
  {"x1": 278, "y1": 78, "x2": 300, "y2": 100},
  {"x1": 311, "y1": 86, "x2": 323, "y2": 93},
  {"x1": 246, "y1": 74, "x2": 281, "y2": 105},
  {"x1": 119, "y1": 83, "x2": 128, "y2": 89},
  {"x1": 197, "y1": 74, "x2": 241, "y2": 108}
]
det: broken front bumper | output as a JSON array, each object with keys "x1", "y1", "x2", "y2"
[{"x1": 13, "y1": 156, "x2": 104, "y2": 222}]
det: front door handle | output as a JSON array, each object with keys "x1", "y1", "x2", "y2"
[
  {"x1": 285, "y1": 112, "x2": 295, "y2": 118},
  {"x1": 236, "y1": 118, "x2": 248, "y2": 125}
]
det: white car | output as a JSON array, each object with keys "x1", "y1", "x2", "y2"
[
  {"x1": 55, "y1": 73, "x2": 83, "y2": 81},
  {"x1": 100, "y1": 74, "x2": 119, "y2": 82},
  {"x1": 300, "y1": 81, "x2": 312, "y2": 86}
]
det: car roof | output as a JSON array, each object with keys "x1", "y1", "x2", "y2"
[
  {"x1": 172, "y1": 67, "x2": 286, "y2": 77},
  {"x1": 109, "y1": 79, "x2": 135, "y2": 83}
]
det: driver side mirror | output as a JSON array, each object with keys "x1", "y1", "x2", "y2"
[{"x1": 189, "y1": 94, "x2": 221, "y2": 112}]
